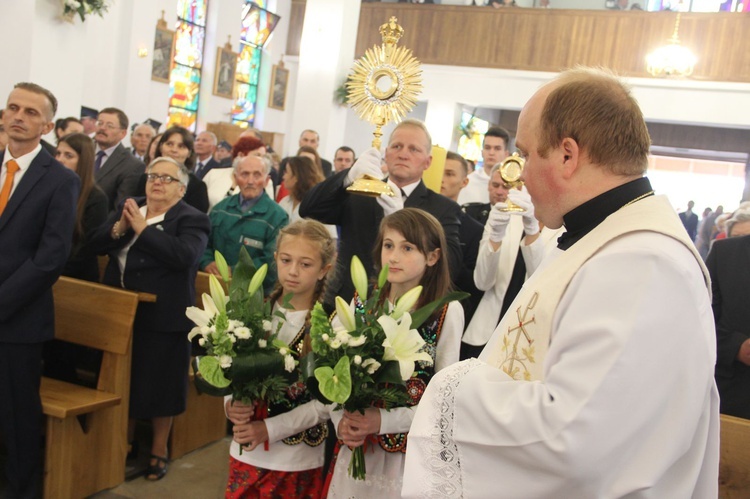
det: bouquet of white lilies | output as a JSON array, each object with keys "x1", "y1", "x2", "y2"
[
  {"x1": 186, "y1": 249, "x2": 296, "y2": 412},
  {"x1": 303, "y1": 256, "x2": 466, "y2": 480}
]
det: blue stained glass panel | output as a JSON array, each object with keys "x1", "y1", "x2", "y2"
[{"x1": 232, "y1": 84, "x2": 257, "y2": 123}]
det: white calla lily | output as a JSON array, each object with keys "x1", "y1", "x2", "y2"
[
  {"x1": 378, "y1": 312, "x2": 433, "y2": 381},
  {"x1": 335, "y1": 296, "x2": 356, "y2": 333},
  {"x1": 391, "y1": 285, "x2": 422, "y2": 320}
]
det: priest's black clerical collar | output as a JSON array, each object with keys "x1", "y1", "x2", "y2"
[{"x1": 557, "y1": 177, "x2": 653, "y2": 250}]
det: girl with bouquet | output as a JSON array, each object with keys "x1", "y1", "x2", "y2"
[
  {"x1": 224, "y1": 219, "x2": 335, "y2": 498},
  {"x1": 327, "y1": 208, "x2": 464, "y2": 498}
]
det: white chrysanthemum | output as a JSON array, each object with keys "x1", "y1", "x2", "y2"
[
  {"x1": 321, "y1": 334, "x2": 330, "y2": 341},
  {"x1": 258, "y1": 339, "x2": 267, "y2": 348},
  {"x1": 353, "y1": 355, "x2": 362, "y2": 365},
  {"x1": 335, "y1": 329, "x2": 351, "y2": 346},
  {"x1": 284, "y1": 355, "x2": 296, "y2": 373},
  {"x1": 219, "y1": 355, "x2": 232, "y2": 369},
  {"x1": 234, "y1": 327, "x2": 251, "y2": 340},
  {"x1": 262, "y1": 320, "x2": 272, "y2": 332},
  {"x1": 279, "y1": 347, "x2": 289, "y2": 356},
  {"x1": 361, "y1": 358, "x2": 381, "y2": 375},
  {"x1": 228, "y1": 334, "x2": 237, "y2": 344},
  {"x1": 329, "y1": 339, "x2": 342, "y2": 349}
]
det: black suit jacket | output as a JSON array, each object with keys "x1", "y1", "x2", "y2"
[
  {"x1": 0, "y1": 148, "x2": 80, "y2": 343},
  {"x1": 195, "y1": 157, "x2": 219, "y2": 180},
  {"x1": 95, "y1": 143, "x2": 146, "y2": 213},
  {"x1": 299, "y1": 169, "x2": 462, "y2": 301},
  {"x1": 91, "y1": 198, "x2": 211, "y2": 333},
  {"x1": 455, "y1": 211, "x2": 484, "y2": 326},
  {"x1": 706, "y1": 235, "x2": 750, "y2": 418},
  {"x1": 63, "y1": 186, "x2": 108, "y2": 282},
  {"x1": 679, "y1": 210, "x2": 699, "y2": 241}
]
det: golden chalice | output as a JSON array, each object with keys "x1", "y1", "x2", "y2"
[
  {"x1": 345, "y1": 17, "x2": 423, "y2": 198},
  {"x1": 499, "y1": 153, "x2": 526, "y2": 213}
]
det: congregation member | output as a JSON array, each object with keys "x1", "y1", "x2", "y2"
[
  {"x1": 279, "y1": 155, "x2": 337, "y2": 242},
  {"x1": 203, "y1": 135, "x2": 267, "y2": 210},
  {"x1": 225, "y1": 219, "x2": 335, "y2": 498},
  {"x1": 300, "y1": 118, "x2": 462, "y2": 304},
  {"x1": 403, "y1": 67, "x2": 719, "y2": 498},
  {"x1": 457, "y1": 125, "x2": 511, "y2": 206},
  {"x1": 200, "y1": 154, "x2": 288, "y2": 292},
  {"x1": 0, "y1": 82, "x2": 80, "y2": 499},
  {"x1": 332, "y1": 145, "x2": 355, "y2": 173},
  {"x1": 80, "y1": 105, "x2": 98, "y2": 135},
  {"x1": 460, "y1": 162, "x2": 550, "y2": 360},
  {"x1": 707, "y1": 222, "x2": 750, "y2": 419},
  {"x1": 0, "y1": 110, "x2": 8, "y2": 152},
  {"x1": 53, "y1": 116, "x2": 84, "y2": 143},
  {"x1": 214, "y1": 139, "x2": 233, "y2": 167},
  {"x1": 137, "y1": 126, "x2": 209, "y2": 213},
  {"x1": 44, "y1": 132, "x2": 108, "y2": 383},
  {"x1": 280, "y1": 129, "x2": 333, "y2": 179},
  {"x1": 129, "y1": 122, "x2": 156, "y2": 162},
  {"x1": 679, "y1": 199, "x2": 699, "y2": 241},
  {"x1": 440, "y1": 151, "x2": 484, "y2": 325},
  {"x1": 193, "y1": 130, "x2": 219, "y2": 179},
  {"x1": 144, "y1": 132, "x2": 163, "y2": 166},
  {"x1": 277, "y1": 145, "x2": 324, "y2": 202},
  {"x1": 91, "y1": 156, "x2": 210, "y2": 482},
  {"x1": 725, "y1": 208, "x2": 750, "y2": 238},
  {"x1": 93, "y1": 107, "x2": 145, "y2": 213}
]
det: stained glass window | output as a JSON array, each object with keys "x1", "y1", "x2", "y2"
[
  {"x1": 457, "y1": 112, "x2": 490, "y2": 168},
  {"x1": 167, "y1": 0, "x2": 208, "y2": 132},
  {"x1": 231, "y1": 1, "x2": 280, "y2": 127}
]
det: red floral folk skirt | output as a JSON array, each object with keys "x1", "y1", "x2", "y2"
[{"x1": 225, "y1": 457, "x2": 324, "y2": 498}]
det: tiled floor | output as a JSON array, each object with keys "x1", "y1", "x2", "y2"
[{"x1": 92, "y1": 438, "x2": 231, "y2": 499}]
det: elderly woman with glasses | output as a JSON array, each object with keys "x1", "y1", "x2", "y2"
[{"x1": 91, "y1": 156, "x2": 211, "y2": 481}]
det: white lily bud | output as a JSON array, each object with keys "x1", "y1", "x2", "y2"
[
  {"x1": 350, "y1": 256, "x2": 368, "y2": 301},
  {"x1": 392, "y1": 285, "x2": 422, "y2": 320},
  {"x1": 208, "y1": 274, "x2": 226, "y2": 314},
  {"x1": 214, "y1": 251, "x2": 230, "y2": 283},
  {"x1": 335, "y1": 296, "x2": 356, "y2": 332},
  {"x1": 248, "y1": 264, "x2": 268, "y2": 296}
]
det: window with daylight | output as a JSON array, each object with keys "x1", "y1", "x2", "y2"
[
  {"x1": 167, "y1": 0, "x2": 208, "y2": 132},
  {"x1": 231, "y1": 1, "x2": 280, "y2": 127}
]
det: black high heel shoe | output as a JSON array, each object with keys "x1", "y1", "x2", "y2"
[{"x1": 145, "y1": 454, "x2": 169, "y2": 481}]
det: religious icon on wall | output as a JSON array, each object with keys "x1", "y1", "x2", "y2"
[
  {"x1": 213, "y1": 45, "x2": 238, "y2": 99},
  {"x1": 151, "y1": 14, "x2": 175, "y2": 83},
  {"x1": 268, "y1": 63, "x2": 289, "y2": 111}
]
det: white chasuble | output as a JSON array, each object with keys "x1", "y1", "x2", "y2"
[{"x1": 403, "y1": 195, "x2": 720, "y2": 499}]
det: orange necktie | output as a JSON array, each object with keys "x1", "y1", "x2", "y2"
[{"x1": 0, "y1": 160, "x2": 20, "y2": 216}]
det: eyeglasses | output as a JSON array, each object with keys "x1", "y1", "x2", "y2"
[
  {"x1": 95, "y1": 120, "x2": 122, "y2": 131},
  {"x1": 146, "y1": 173, "x2": 180, "y2": 184}
]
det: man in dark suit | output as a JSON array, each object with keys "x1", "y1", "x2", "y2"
[
  {"x1": 129, "y1": 122, "x2": 156, "y2": 162},
  {"x1": 93, "y1": 107, "x2": 145, "y2": 213},
  {"x1": 279, "y1": 129, "x2": 333, "y2": 179},
  {"x1": 300, "y1": 119, "x2": 462, "y2": 303},
  {"x1": 679, "y1": 199, "x2": 699, "y2": 241},
  {"x1": 193, "y1": 130, "x2": 219, "y2": 179},
  {"x1": 706, "y1": 234, "x2": 750, "y2": 419},
  {"x1": 0, "y1": 82, "x2": 80, "y2": 499}
]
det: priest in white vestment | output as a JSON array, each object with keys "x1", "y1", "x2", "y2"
[{"x1": 402, "y1": 67, "x2": 719, "y2": 499}]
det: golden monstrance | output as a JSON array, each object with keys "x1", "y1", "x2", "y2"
[
  {"x1": 346, "y1": 16, "x2": 423, "y2": 197},
  {"x1": 499, "y1": 153, "x2": 526, "y2": 212}
]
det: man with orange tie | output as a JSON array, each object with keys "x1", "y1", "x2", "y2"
[{"x1": 0, "y1": 82, "x2": 79, "y2": 498}]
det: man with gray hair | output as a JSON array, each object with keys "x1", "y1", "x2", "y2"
[
  {"x1": 193, "y1": 130, "x2": 219, "y2": 179},
  {"x1": 199, "y1": 155, "x2": 287, "y2": 292},
  {"x1": 300, "y1": 118, "x2": 462, "y2": 302}
]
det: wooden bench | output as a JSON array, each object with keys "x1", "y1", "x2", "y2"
[
  {"x1": 169, "y1": 271, "x2": 228, "y2": 459},
  {"x1": 719, "y1": 413, "x2": 750, "y2": 498},
  {"x1": 41, "y1": 276, "x2": 141, "y2": 499}
]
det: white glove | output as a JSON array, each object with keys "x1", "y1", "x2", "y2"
[
  {"x1": 345, "y1": 147, "x2": 384, "y2": 187},
  {"x1": 508, "y1": 189, "x2": 539, "y2": 236},
  {"x1": 487, "y1": 202, "x2": 511, "y2": 243},
  {"x1": 377, "y1": 185, "x2": 404, "y2": 216}
]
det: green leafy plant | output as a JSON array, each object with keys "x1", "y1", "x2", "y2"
[{"x1": 62, "y1": 0, "x2": 110, "y2": 23}]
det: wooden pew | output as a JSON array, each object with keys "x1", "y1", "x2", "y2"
[
  {"x1": 169, "y1": 271, "x2": 228, "y2": 459},
  {"x1": 41, "y1": 277, "x2": 140, "y2": 499},
  {"x1": 719, "y1": 414, "x2": 750, "y2": 498}
]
